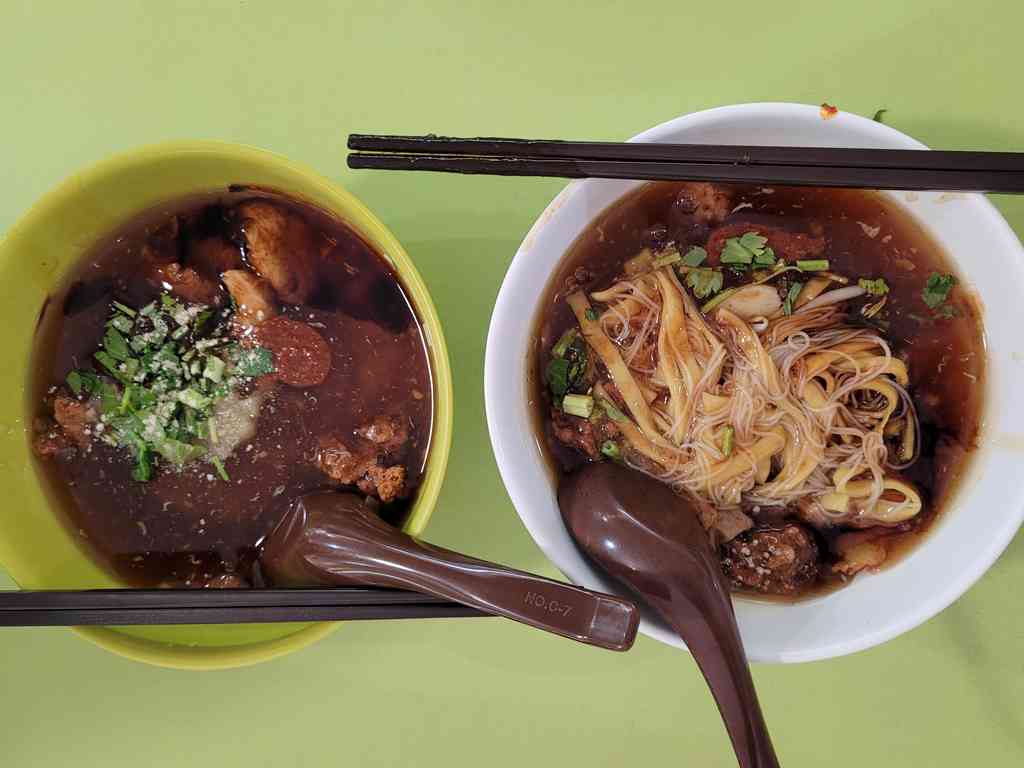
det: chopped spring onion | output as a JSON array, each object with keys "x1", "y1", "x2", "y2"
[
  {"x1": 585, "y1": 308, "x2": 600, "y2": 322},
  {"x1": 110, "y1": 314, "x2": 134, "y2": 333},
  {"x1": 203, "y1": 355, "x2": 226, "y2": 383},
  {"x1": 796, "y1": 259, "x2": 830, "y2": 272},
  {"x1": 721, "y1": 425, "x2": 735, "y2": 457},
  {"x1": 682, "y1": 246, "x2": 708, "y2": 267},
  {"x1": 112, "y1": 301, "x2": 137, "y2": 317},
  {"x1": 599, "y1": 397, "x2": 628, "y2": 423},
  {"x1": 858, "y1": 277, "x2": 890, "y2": 296},
  {"x1": 210, "y1": 455, "x2": 230, "y2": 482},
  {"x1": 600, "y1": 440, "x2": 621, "y2": 460},
  {"x1": 132, "y1": 448, "x2": 153, "y2": 482},
  {"x1": 176, "y1": 388, "x2": 210, "y2": 410},
  {"x1": 552, "y1": 328, "x2": 578, "y2": 359},
  {"x1": 782, "y1": 281, "x2": 804, "y2": 315},
  {"x1": 562, "y1": 393, "x2": 595, "y2": 419}
]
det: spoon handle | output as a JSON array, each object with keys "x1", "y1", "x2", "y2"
[
  {"x1": 263, "y1": 496, "x2": 639, "y2": 651},
  {"x1": 356, "y1": 539, "x2": 640, "y2": 651},
  {"x1": 663, "y1": 597, "x2": 779, "y2": 768}
]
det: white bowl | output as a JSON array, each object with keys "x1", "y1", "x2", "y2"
[{"x1": 485, "y1": 102, "x2": 1024, "y2": 663}]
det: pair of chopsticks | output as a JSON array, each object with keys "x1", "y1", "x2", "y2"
[
  {"x1": 0, "y1": 588, "x2": 486, "y2": 627},
  {"x1": 347, "y1": 134, "x2": 1024, "y2": 192}
]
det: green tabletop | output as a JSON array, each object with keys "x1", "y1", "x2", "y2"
[{"x1": 2, "y1": 2, "x2": 1023, "y2": 765}]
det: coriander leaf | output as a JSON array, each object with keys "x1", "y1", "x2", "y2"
[
  {"x1": 738, "y1": 232, "x2": 768, "y2": 253},
  {"x1": 66, "y1": 371, "x2": 83, "y2": 396},
  {"x1": 682, "y1": 246, "x2": 708, "y2": 267},
  {"x1": 720, "y1": 238, "x2": 754, "y2": 265},
  {"x1": 103, "y1": 327, "x2": 131, "y2": 361},
  {"x1": 686, "y1": 268, "x2": 724, "y2": 299},
  {"x1": 153, "y1": 437, "x2": 206, "y2": 467},
  {"x1": 94, "y1": 350, "x2": 126, "y2": 381},
  {"x1": 753, "y1": 247, "x2": 776, "y2": 267},
  {"x1": 98, "y1": 380, "x2": 120, "y2": 414},
  {"x1": 922, "y1": 272, "x2": 956, "y2": 308}
]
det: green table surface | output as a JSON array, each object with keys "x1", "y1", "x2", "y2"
[{"x1": 2, "y1": 1, "x2": 1023, "y2": 765}]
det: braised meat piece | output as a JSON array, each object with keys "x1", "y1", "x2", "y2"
[
  {"x1": 550, "y1": 409, "x2": 620, "y2": 460},
  {"x1": 222, "y1": 269, "x2": 277, "y2": 326},
  {"x1": 357, "y1": 415, "x2": 409, "y2": 453},
  {"x1": 674, "y1": 182, "x2": 732, "y2": 223},
  {"x1": 358, "y1": 465, "x2": 407, "y2": 504},
  {"x1": 722, "y1": 523, "x2": 820, "y2": 595},
  {"x1": 317, "y1": 435, "x2": 377, "y2": 485},
  {"x1": 33, "y1": 424, "x2": 76, "y2": 459},
  {"x1": 53, "y1": 395, "x2": 97, "y2": 447},
  {"x1": 187, "y1": 236, "x2": 243, "y2": 277},
  {"x1": 235, "y1": 200, "x2": 319, "y2": 304},
  {"x1": 253, "y1": 316, "x2": 331, "y2": 387},
  {"x1": 151, "y1": 262, "x2": 222, "y2": 305},
  {"x1": 140, "y1": 216, "x2": 182, "y2": 265},
  {"x1": 316, "y1": 417, "x2": 411, "y2": 503},
  {"x1": 833, "y1": 529, "x2": 889, "y2": 578}
]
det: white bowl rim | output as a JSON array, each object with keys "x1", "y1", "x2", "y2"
[{"x1": 485, "y1": 102, "x2": 1024, "y2": 662}]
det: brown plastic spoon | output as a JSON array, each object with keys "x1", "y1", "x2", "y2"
[
  {"x1": 558, "y1": 462, "x2": 779, "y2": 768},
  {"x1": 260, "y1": 491, "x2": 639, "y2": 651}
]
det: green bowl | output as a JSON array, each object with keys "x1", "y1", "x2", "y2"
[{"x1": 0, "y1": 141, "x2": 453, "y2": 669}]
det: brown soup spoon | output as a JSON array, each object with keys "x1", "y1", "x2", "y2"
[
  {"x1": 558, "y1": 461, "x2": 779, "y2": 768},
  {"x1": 260, "y1": 491, "x2": 639, "y2": 651}
]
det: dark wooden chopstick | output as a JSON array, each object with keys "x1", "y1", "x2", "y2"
[
  {"x1": 347, "y1": 134, "x2": 1024, "y2": 193},
  {"x1": 349, "y1": 134, "x2": 1024, "y2": 173},
  {"x1": 0, "y1": 588, "x2": 487, "y2": 627}
]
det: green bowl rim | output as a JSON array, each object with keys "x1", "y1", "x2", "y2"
[{"x1": 2, "y1": 139, "x2": 454, "y2": 669}]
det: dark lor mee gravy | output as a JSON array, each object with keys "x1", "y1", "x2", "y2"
[
  {"x1": 30, "y1": 188, "x2": 433, "y2": 588},
  {"x1": 534, "y1": 182, "x2": 985, "y2": 598}
]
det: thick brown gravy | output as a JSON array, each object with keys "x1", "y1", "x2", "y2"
[
  {"x1": 29, "y1": 189, "x2": 434, "y2": 587},
  {"x1": 533, "y1": 182, "x2": 986, "y2": 598}
]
